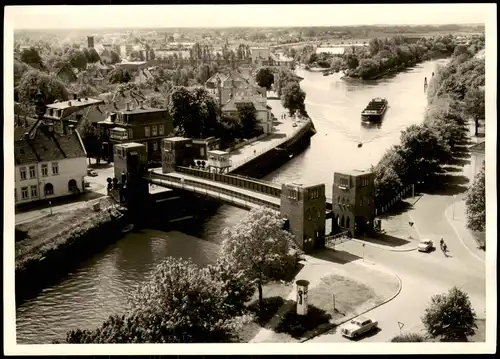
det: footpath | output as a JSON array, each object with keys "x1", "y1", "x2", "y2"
[{"x1": 249, "y1": 251, "x2": 402, "y2": 343}]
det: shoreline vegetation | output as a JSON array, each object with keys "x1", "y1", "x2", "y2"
[
  {"x1": 297, "y1": 34, "x2": 484, "y2": 81},
  {"x1": 371, "y1": 37, "x2": 485, "y2": 214}
]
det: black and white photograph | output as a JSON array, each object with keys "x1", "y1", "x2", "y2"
[{"x1": 3, "y1": 3, "x2": 496, "y2": 355}]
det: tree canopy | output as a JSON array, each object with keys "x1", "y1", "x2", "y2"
[
  {"x1": 66, "y1": 257, "x2": 250, "y2": 343},
  {"x1": 220, "y1": 206, "x2": 295, "y2": 308},
  {"x1": 255, "y1": 67, "x2": 274, "y2": 90},
  {"x1": 465, "y1": 161, "x2": 486, "y2": 232},
  {"x1": 281, "y1": 81, "x2": 307, "y2": 117},
  {"x1": 237, "y1": 102, "x2": 261, "y2": 139},
  {"x1": 421, "y1": 286, "x2": 478, "y2": 342},
  {"x1": 18, "y1": 69, "x2": 69, "y2": 106}
]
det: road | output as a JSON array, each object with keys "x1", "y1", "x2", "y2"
[{"x1": 309, "y1": 191, "x2": 486, "y2": 343}]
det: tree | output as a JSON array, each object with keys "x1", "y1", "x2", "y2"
[
  {"x1": 373, "y1": 166, "x2": 403, "y2": 205},
  {"x1": 68, "y1": 49, "x2": 88, "y2": 72},
  {"x1": 67, "y1": 257, "x2": 249, "y2": 343},
  {"x1": 195, "y1": 63, "x2": 211, "y2": 84},
  {"x1": 79, "y1": 119, "x2": 101, "y2": 164},
  {"x1": 421, "y1": 286, "x2": 478, "y2": 342},
  {"x1": 108, "y1": 68, "x2": 132, "y2": 84},
  {"x1": 281, "y1": 81, "x2": 306, "y2": 117},
  {"x1": 399, "y1": 124, "x2": 450, "y2": 185},
  {"x1": 87, "y1": 48, "x2": 101, "y2": 63},
  {"x1": 144, "y1": 92, "x2": 169, "y2": 109},
  {"x1": 14, "y1": 60, "x2": 30, "y2": 87},
  {"x1": 463, "y1": 88, "x2": 485, "y2": 136},
  {"x1": 255, "y1": 67, "x2": 274, "y2": 90},
  {"x1": 237, "y1": 102, "x2": 260, "y2": 138},
  {"x1": 465, "y1": 161, "x2": 485, "y2": 232},
  {"x1": 220, "y1": 206, "x2": 294, "y2": 309},
  {"x1": 20, "y1": 47, "x2": 44, "y2": 69},
  {"x1": 18, "y1": 69, "x2": 69, "y2": 106}
]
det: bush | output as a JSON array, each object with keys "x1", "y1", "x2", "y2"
[{"x1": 391, "y1": 332, "x2": 426, "y2": 342}]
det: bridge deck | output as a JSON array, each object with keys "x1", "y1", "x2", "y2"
[{"x1": 147, "y1": 169, "x2": 281, "y2": 211}]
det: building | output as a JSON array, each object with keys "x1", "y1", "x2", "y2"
[
  {"x1": 116, "y1": 61, "x2": 148, "y2": 72},
  {"x1": 97, "y1": 101, "x2": 173, "y2": 163},
  {"x1": 14, "y1": 120, "x2": 87, "y2": 206},
  {"x1": 192, "y1": 137, "x2": 221, "y2": 162},
  {"x1": 221, "y1": 96, "x2": 273, "y2": 133},
  {"x1": 280, "y1": 183, "x2": 326, "y2": 253},
  {"x1": 87, "y1": 36, "x2": 95, "y2": 49},
  {"x1": 250, "y1": 47, "x2": 271, "y2": 66},
  {"x1": 207, "y1": 70, "x2": 267, "y2": 105},
  {"x1": 44, "y1": 95, "x2": 106, "y2": 135},
  {"x1": 331, "y1": 169, "x2": 376, "y2": 236},
  {"x1": 270, "y1": 52, "x2": 295, "y2": 68},
  {"x1": 161, "y1": 137, "x2": 194, "y2": 173}
]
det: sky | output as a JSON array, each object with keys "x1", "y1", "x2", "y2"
[{"x1": 5, "y1": 4, "x2": 493, "y2": 30}]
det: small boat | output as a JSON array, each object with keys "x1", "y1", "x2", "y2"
[
  {"x1": 361, "y1": 98, "x2": 388, "y2": 122},
  {"x1": 357, "y1": 142, "x2": 363, "y2": 148},
  {"x1": 121, "y1": 224, "x2": 134, "y2": 234}
]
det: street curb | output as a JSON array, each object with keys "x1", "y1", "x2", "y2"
[
  {"x1": 300, "y1": 264, "x2": 403, "y2": 343},
  {"x1": 444, "y1": 203, "x2": 485, "y2": 264},
  {"x1": 351, "y1": 238, "x2": 418, "y2": 252}
]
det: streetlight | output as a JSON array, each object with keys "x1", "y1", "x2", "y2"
[{"x1": 452, "y1": 194, "x2": 457, "y2": 220}]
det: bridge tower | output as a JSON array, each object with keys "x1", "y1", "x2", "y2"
[
  {"x1": 280, "y1": 183, "x2": 326, "y2": 254},
  {"x1": 113, "y1": 142, "x2": 149, "y2": 208},
  {"x1": 331, "y1": 169, "x2": 375, "y2": 237}
]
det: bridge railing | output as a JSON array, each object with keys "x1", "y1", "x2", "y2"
[
  {"x1": 149, "y1": 173, "x2": 280, "y2": 212},
  {"x1": 176, "y1": 166, "x2": 282, "y2": 198}
]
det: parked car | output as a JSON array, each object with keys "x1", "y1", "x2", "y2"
[
  {"x1": 292, "y1": 122, "x2": 298, "y2": 127},
  {"x1": 418, "y1": 239, "x2": 434, "y2": 252},
  {"x1": 87, "y1": 169, "x2": 98, "y2": 177},
  {"x1": 84, "y1": 181, "x2": 91, "y2": 188},
  {"x1": 341, "y1": 316, "x2": 378, "y2": 339}
]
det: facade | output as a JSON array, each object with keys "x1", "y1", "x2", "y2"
[
  {"x1": 97, "y1": 101, "x2": 173, "y2": 163},
  {"x1": 44, "y1": 95, "x2": 106, "y2": 135},
  {"x1": 221, "y1": 96, "x2": 273, "y2": 133},
  {"x1": 14, "y1": 121, "x2": 87, "y2": 206},
  {"x1": 280, "y1": 183, "x2": 326, "y2": 253},
  {"x1": 250, "y1": 47, "x2": 271, "y2": 66},
  {"x1": 331, "y1": 169, "x2": 376, "y2": 236},
  {"x1": 192, "y1": 137, "x2": 220, "y2": 162},
  {"x1": 161, "y1": 137, "x2": 194, "y2": 173}
]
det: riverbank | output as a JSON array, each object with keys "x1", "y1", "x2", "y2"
[{"x1": 15, "y1": 197, "x2": 130, "y2": 302}]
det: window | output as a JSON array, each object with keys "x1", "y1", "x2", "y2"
[
  {"x1": 145, "y1": 126, "x2": 150, "y2": 137},
  {"x1": 128, "y1": 128, "x2": 133, "y2": 139},
  {"x1": 52, "y1": 162, "x2": 59, "y2": 175},
  {"x1": 44, "y1": 183, "x2": 54, "y2": 196},
  {"x1": 159, "y1": 124, "x2": 164, "y2": 135},
  {"x1": 288, "y1": 188, "x2": 298, "y2": 200},
  {"x1": 339, "y1": 178, "x2": 349, "y2": 187},
  {"x1": 29, "y1": 165, "x2": 36, "y2": 179},
  {"x1": 41, "y1": 164, "x2": 48, "y2": 177},
  {"x1": 367, "y1": 198, "x2": 371, "y2": 205},
  {"x1": 200, "y1": 147, "x2": 205, "y2": 157},
  {"x1": 152, "y1": 125, "x2": 158, "y2": 136},
  {"x1": 361, "y1": 178, "x2": 369, "y2": 187},
  {"x1": 310, "y1": 189, "x2": 319, "y2": 199},
  {"x1": 31, "y1": 185, "x2": 38, "y2": 198},
  {"x1": 20, "y1": 167, "x2": 27, "y2": 180},
  {"x1": 153, "y1": 142, "x2": 158, "y2": 151},
  {"x1": 21, "y1": 187, "x2": 29, "y2": 199}
]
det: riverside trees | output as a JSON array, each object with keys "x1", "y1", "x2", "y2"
[
  {"x1": 465, "y1": 161, "x2": 486, "y2": 232},
  {"x1": 220, "y1": 207, "x2": 296, "y2": 309},
  {"x1": 281, "y1": 81, "x2": 307, "y2": 117}
]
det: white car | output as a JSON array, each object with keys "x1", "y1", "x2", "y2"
[
  {"x1": 418, "y1": 239, "x2": 434, "y2": 252},
  {"x1": 341, "y1": 316, "x2": 378, "y2": 339}
]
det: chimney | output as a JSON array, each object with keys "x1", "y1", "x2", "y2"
[
  {"x1": 126, "y1": 102, "x2": 131, "y2": 111},
  {"x1": 73, "y1": 94, "x2": 77, "y2": 100},
  {"x1": 140, "y1": 101, "x2": 144, "y2": 109}
]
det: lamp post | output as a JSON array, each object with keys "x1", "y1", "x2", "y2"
[{"x1": 452, "y1": 195, "x2": 457, "y2": 220}]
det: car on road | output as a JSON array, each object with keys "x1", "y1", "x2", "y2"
[
  {"x1": 292, "y1": 122, "x2": 298, "y2": 127},
  {"x1": 418, "y1": 239, "x2": 434, "y2": 252},
  {"x1": 87, "y1": 169, "x2": 98, "y2": 177},
  {"x1": 341, "y1": 316, "x2": 378, "y2": 339}
]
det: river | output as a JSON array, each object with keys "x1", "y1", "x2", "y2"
[{"x1": 15, "y1": 58, "x2": 448, "y2": 344}]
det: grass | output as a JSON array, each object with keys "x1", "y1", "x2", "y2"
[
  {"x1": 238, "y1": 273, "x2": 382, "y2": 342},
  {"x1": 471, "y1": 231, "x2": 486, "y2": 250},
  {"x1": 394, "y1": 319, "x2": 486, "y2": 343},
  {"x1": 15, "y1": 197, "x2": 118, "y2": 272}
]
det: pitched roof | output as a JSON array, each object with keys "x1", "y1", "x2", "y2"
[
  {"x1": 14, "y1": 121, "x2": 87, "y2": 166},
  {"x1": 14, "y1": 117, "x2": 38, "y2": 141},
  {"x1": 46, "y1": 97, "x2": 104, "y2": 110},
  {"x1": 222, "y1": 96, "x2": 268, "y2": 112}
]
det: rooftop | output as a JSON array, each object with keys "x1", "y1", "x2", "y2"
[
  {"x1": 117, "y1": 61, "x2": 147, "y2": 65},
  {"x1": 119, "y1": 107, "x2": 167, "y2": 115},
  {"x1": 46, "y1": 97, "x2": 104, "y2": 110},
  {"x1": 164, "y1": 136, "x2": 191, "y2": 142},
  {"x1": 117, "y1": 142, "x2": 145, "y2": 148},
  {"x1": 208, "y1": 150, "x2": 229, "y2": 155},
  {"x1": 336, "y1": 169, "x2": 371, "y2": 177}
]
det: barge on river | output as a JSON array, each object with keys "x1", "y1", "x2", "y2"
[{"x1": 361, "y1": 98, "x2": 388, "y2": 122}]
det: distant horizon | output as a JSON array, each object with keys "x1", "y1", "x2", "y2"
[
  {"x1": 13, "y1": 23, "x2": 486, "y2": 32},
  {"x1": 5, "y1": 4, "x2": 492, "y2": 30}
]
